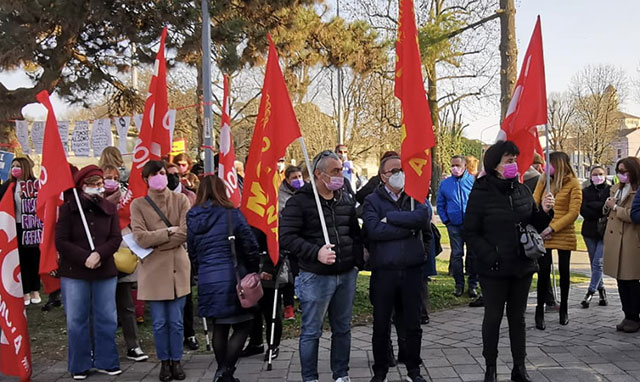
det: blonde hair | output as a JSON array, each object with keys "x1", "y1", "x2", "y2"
[
  {"x1": 99, "y1": 146, "x2": 124, "y2": 168},
  {"x1": 465, "y1": 155, "x2": 479, "y2": 175},
  {"x1": 547, "y1": 151, "x2": 576, "y2": 194}
]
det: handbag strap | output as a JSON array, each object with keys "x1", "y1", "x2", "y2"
[
  {"x1": 227, "y1": 209, "x2": 243, "y2": 288},
  {"x1": 145, "y1": 196, "x2": 172, "y2": 227}
]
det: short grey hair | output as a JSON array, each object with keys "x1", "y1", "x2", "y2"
[
  {"x1": 312, "y1": 150, "x2": 341, "y2": 175},
  {"x1": 451, "y1": 155, "x2": 466, "y2": 164}
]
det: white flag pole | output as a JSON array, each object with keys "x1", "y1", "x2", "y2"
[
  {"x1": 72, "y1": 188, "x2": 95, "y2": 251},
  {"x1": 545, "y1": 123, "x2": 551, "y2": 194},
  {"x1": 298, "y1": 137, "x2": 331, "y2": 245}
]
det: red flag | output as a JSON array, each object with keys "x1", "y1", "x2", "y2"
[
  {"x1": 241, "y1": 35, "x2": 302, "y2": 265},
  {"x1": 395, "y1": 0, "x2": 436, "y2": 203},
  {"x1": 219, "y1": 75, "x2": 241, "y2": 208},
  {"x1": 128, "y1": 27, "x2": 169, "y2": 205},
  {"x1": 497, "y1": 16, "x2": 546, "y2": 176},
  {"x1": 35, "y1": 90, "x2": 74, "y2": 293},
  {"x1": 0, "y1": 183, "x2": 32, "y2": 381}
]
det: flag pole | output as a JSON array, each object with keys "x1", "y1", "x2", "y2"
[
  {"x1": 298, "y1": 137, "x2": 331, "y2": 245},
  {"x1": 202, "y1": 0, "x2": 215, "y2": 173},
  {"x1": 545, "y1": 123, "x2": 551, "y2": 194},
  {"x1": 72, "y1": 188, "x2": 95, "y2": 251}
]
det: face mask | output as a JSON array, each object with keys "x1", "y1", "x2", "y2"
[
  {"x1": 167, "y1": 174, "x2": 181, "y2": 191},
  {"x1": 388, "y1": 171, "x2": 405, "y2": 190},
  {"x1": 323, "y1": 175, "x2": 344, "y2": 191},
  {"x1": 148, "y1": 174, "x2": 168, "y2": 190},
  {"x1": 340, "y1": 153, "x2": 348, "y2": 162},
  {"x1": 178, "y1": 164, "x2": 189, "y2": 174},
  {"x1": 83, "y1": 186, "x2": 104, "y2": 196},
  {"x1": 277, "y1": 162, "x2": 285, "y2": 172},
  {"x1": 591, "y1": 175, "x2": 605, "y2": 185},
  {"x1": 104, "y1": 179, "x2": 119, "y2": 192},
  {"x1": 618, "y1": 173, "x2": 629, "y2": 184},
  {"x1": 501, "y1": 163, "x2": 519, "y2": 179},
  {"x1": 290, "y1": 178, "x2": 304, "y2": 189},
  {"x1": 548, "y1": 164, "x2": 555, "y2": 177},
  {"x1": 10, "y1": 168, "x2": 22, "y2": 179},
  {"x1": 450, "y1": 167, "x2": 464, "y2": 177}
]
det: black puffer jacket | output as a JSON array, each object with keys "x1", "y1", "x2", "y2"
[
  {"x1": 279, "y1": 182, "x2": 363, "y2": 275},
  {"x1": 464, "y1": 174, "x2": 553, "y2": 278},
  {"x1": 580, "y1": 182, "x2": 610, "y2": 239}
]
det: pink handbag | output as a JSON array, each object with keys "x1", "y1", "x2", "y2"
[{"x1": 227, "y1": 210, "x2": 263, "y2": 308}]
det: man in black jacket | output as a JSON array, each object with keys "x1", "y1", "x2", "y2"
[
  {"x1": 362, "y1": 155, "x2": 430, "y2": 382},
  {"x1": 280, "y1": 150, "x2": 363, "y2": 382}
]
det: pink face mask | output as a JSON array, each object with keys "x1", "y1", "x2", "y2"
[
  {"x1": 179, "y1": 164, "x2": 189, "y2": 174},
  {"x1": 548, "y1": 164, "x2": 555, "y2": 177},
  {"x1": 104, "y1": 179, "x2": 119, "y2": 192},
  {"x1": 450, "y1": 167, "x2": 464, "y2": 177},
  {"x1": 10, "y1": 168, "x2": 22, "y2": 179},
  {"x1": 501, "y1": 163, "x2": 519, "y2": 179},
  {"x1": 618, "y1": 173, "x2": 629, "y2": 184},
  {"x1": 324, "y1": 175, "x2": 344, "y2": 191},
  {"x1": 148, "y1": 174, "x2": 168, "y2": 190},
  {"x1": 591, "y1": 175, "x2": 605, "y2": 185}
]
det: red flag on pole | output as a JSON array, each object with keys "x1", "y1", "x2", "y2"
[
  {"x1": 219, "y1": 75, "x2": 241, "y2": 208},
  {"x1": 497, "y1": 16, "x2": 546, "y2": 176},
  {"x1": 0, "y1": 180, "x2": 33, "y2": 382},
  {"x1": 241, "y1": 35, "x2": 302, "y2": 265},
  {"x1": 35, "y1": 90, "x2": 74, "y2": 293},
  {"x1": 395, "y1": 0, "x2": 436, "y2": 203},
  {"x1": 124, "y1": 26, "x2": 170, "y2": 224}
]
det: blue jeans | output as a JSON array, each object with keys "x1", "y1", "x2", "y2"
[
  {"x1": 149, "y1": 297, "x2": 186, "y2": 361},
  {"x1": 584, "y1": 237, "x2": 604, "y2": 292},
  {"x1": 447, "y1": 224, "x2": 478, "y2": 289},
  {"x1": 295, "y1": 268, "x2": 358, "y2": 381},
  {"x1": 61, "y1": 277, "x2": 119, "y2": 374}
]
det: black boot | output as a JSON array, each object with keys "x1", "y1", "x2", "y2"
[
  {"x1": 581, "y1": 290, "x2": 594, "y2": 309},
  {"x1": 535, "y1": 305, "x2": 545, "y2": 330},
  {"x1": 484, "y1": 365, "x2": 497, "y2": 382},
  {"x1": 559, "y1": 302, "x2": 569, "y2": 326},
  {"x1": 511, "y1": 365, "x2": 532, "y2": 382},
  {"x1": 159, "y1": 360, "x2": 172, "y2": 382},
  {"x1": 598, "y1": 287, "x2": 608, "y2": 306},
  {"x1": 170, "y1": 360, "x2": 185, "y2": 380}
]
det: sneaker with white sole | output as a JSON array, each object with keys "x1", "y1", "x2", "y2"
[
  {"x1": 335, "y1": 377, "x2": 351, "y2": 382},
  {"x1": 127, "y1": 346, "x2": 149, "y2": 362},
  {"x1": 72, "y1": 371, "x2": 88, "y2": 380},
  {"x1": 96, "y1": 368, "x2": 122, "y2": 376}
]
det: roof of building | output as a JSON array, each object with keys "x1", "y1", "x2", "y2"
[
  {"x1": 618, "y1": 128, "x2": 637, "y2": 137},
  {"x1": 617, "y1": 111, "x2": 640, "y2": 120}
]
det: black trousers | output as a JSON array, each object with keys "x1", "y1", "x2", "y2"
[
  {"x1": 247, "y1": 287, "x2": 283, "y2": 348},
  {"x1": 537, "y1": 249, "x2": 571, "y2": 307},
  {"x1": 116, "y1": 282, "x2": 139, "y2": 350},
  {"x1": 17, "y1": 224, "x2": 41, "y2": 295},
  {"x1": 371, "y1": 267, "x2": 422, "y2": 378},
  {"x1": 281, "y1": 283, "x2": 295, "y2": 307},
  {"x1": 617, "y1": 279, "x2": 640, "y2": 320},
  {"x1": 480, "y1": 275, "x2": 532, "y2": 366},
  {"x1": 183, "y1": 290, "x2": 195, "y2": 338},
  {"x1": 213, "y1": 320, "x2": 252, "y2": 376}
]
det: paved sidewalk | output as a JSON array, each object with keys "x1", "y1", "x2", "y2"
[{"x1": 4, "y1": 272, "x2": 640, "y2": 382}]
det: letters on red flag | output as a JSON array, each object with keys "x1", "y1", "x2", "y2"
[
  {"x1": 240, "y1": 35, "x2": 302, "y2": 265},
  {"x1": 219, "y1": 75, "x2": 241, "y2": 207},
  {"x1": 395, "y1": 0, "x2": 436, "y2": 203},
  {"x1": 0, "y1": 183, "x2": 32, "y2": 381},
  {"x1": 498, "y1": 16, "x2": 547, "y2": 176}
]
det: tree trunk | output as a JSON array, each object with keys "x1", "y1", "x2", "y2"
[
  {"x1": 425, "y1": 60, "x2": 441, "y2": 204},
  {"x1": 195, "y1": 61, "x2": 204, "y2": 156},
  {"x1": 499, "y1": 0, "x2": 517, "y2": 122}
]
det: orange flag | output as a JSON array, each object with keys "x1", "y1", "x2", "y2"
[
  {"x1": 241, "y1": 35, "x2": 302, "y2": 265},
  {"x1": 35, "y1": 90, "x2": 74, "y2": 293},
  {"x1": 395, "y1": 0, "x2": 436, "y2": 203}
]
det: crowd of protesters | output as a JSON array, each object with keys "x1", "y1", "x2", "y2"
[{"x1": 3, "y1": 140, "x2": 640, "y2": 382}]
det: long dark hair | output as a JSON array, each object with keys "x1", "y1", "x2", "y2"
[
  {"x1": 9, "y1": 157, "x2": 35, "y2": 182},
  {"x1": 616, "y1": 157, "x2": 640, "y2": 190},
  {"x1": 194, "y1": 175, "x2": 234, "y2": 208}
]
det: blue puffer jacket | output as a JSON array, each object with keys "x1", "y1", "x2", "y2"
[
  {"x1": 362, "y1": 185, "x2": 432, "y2": 270},
  {"x1": 436, "y1": 171, "x2": 474, "y2": 225},
  {"x1": 631, "y1": 190, "x2": 640, "y2": 224},
  {"x1": 186, "y1": 203, "x2": 259, "y2": 319}
]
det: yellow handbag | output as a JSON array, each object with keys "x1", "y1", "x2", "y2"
[{"x1": 114, "y1": 247, "x2": 138, "y2": 274}]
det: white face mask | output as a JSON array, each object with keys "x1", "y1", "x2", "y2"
[
  {"x1": 83, "y1": 186, "x2": 104, "y2": 196},
  {"x1": 388, "y1": 171, "x2": 405, "y2": 190},
  {"x1": 277, "y1": 162, "x2": 285, "y2": 172}
]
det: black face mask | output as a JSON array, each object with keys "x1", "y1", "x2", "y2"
[{"x1": 167, "y1": 174, "x2": 181, "y2": 191}]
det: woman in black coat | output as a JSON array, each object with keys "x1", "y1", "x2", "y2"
[
  {"x1": 579, "y1": 165, "x2": 611, "y2": 308},
  {"x1": 464, "y1": 141, "x2": 555, "y2": 382}
]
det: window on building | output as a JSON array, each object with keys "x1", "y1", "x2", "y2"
[{"x1": 618, "y1": 148, "x2": 623, "y2": 159}]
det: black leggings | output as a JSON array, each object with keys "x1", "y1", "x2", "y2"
[
  {"x1": 213, "y1": 320, "x2": 252, "y2": 376},
  {"x1": 247, "y1": 288, "x2": 283, "y2": 348},
  {"x1": 617, "y1": 280, "x2": 640, "y2": 321},
  {"x1": 537, "y1": 249, "x2": 571, "y2": 308}
]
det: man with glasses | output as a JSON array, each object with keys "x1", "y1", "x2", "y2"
[
  {"x1": 437, "y1": 155, "x2": 477, "y2": 298},
  {"x1": 362, "y1": 154, "x2": 431, "y2": 382},
  {"x1": 280, "y1": 150, "x2": 363, "y2": 382}
]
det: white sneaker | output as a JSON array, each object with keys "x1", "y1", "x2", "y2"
[
  {"x1": 335, "y1": 377, "x2": 351, "y2": 382},
  {"x1": 96, "y1": 368, "x2": 122, "y2": 376}
]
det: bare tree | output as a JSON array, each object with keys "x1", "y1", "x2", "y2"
[
  {"x1": 570, "y1": 65, "x2": 627, "y2": 166},
  {"x1": 547, "y1": 92, "x2": 576, "y2": 151},
  {"x1": 499, "y1": 0, "x2": 517, "y2": 121}
]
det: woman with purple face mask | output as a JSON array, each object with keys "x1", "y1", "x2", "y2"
[
  {"x1": 579, "y1": 166, "x2": 611, "y2": 308},
  {"x1": 603, "y1": 157, "x2": 640, "y2": 333},
  {"x1": 465, "y1": 141, "x2": 555, "y2": 382},
  {"x1": 533, "y1": 151, "x2": 582, "y2": 330},
  {"x1": 130, "y1": 160, "x2": 191, "y2": 381}
]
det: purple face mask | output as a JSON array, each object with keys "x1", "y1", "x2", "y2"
[
  {"x1": 618, "y1": 173, "x2": 629, "y2": 184},
  {"x1": 290, "y1": 178, "x2": 304, "y2": 189},
  {"x1": 324, "y1": 175, "x2": 344, "y2": 191},
  {"x1": 148, "y1": 174, "x2": 168, "y2": 190},
  {"x1": 501, "y1": 163, "x2": 519, "y2": 179}
]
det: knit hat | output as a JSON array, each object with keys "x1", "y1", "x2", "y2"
[
  {"x1": 74, "y1": 165, "x2": 103, "y2": 189},
  {"x1": 532, "y1": 153, "x2": 544, "y2": 165}
]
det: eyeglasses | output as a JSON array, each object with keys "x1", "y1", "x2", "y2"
[{"x1": 382, "y1": 168, "x2": 403, "y2": 177}]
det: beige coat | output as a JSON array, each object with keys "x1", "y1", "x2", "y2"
[
  {"x1": 131, "y1": 188, "x2": 191, "y2": 300},
  {"x1": 603, "y1": 183, "x2": 640, "y2": 280}
]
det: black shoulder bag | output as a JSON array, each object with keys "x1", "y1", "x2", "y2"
[{"x1": 145, "y1": 196, "x2": 172, "y2": 227}]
